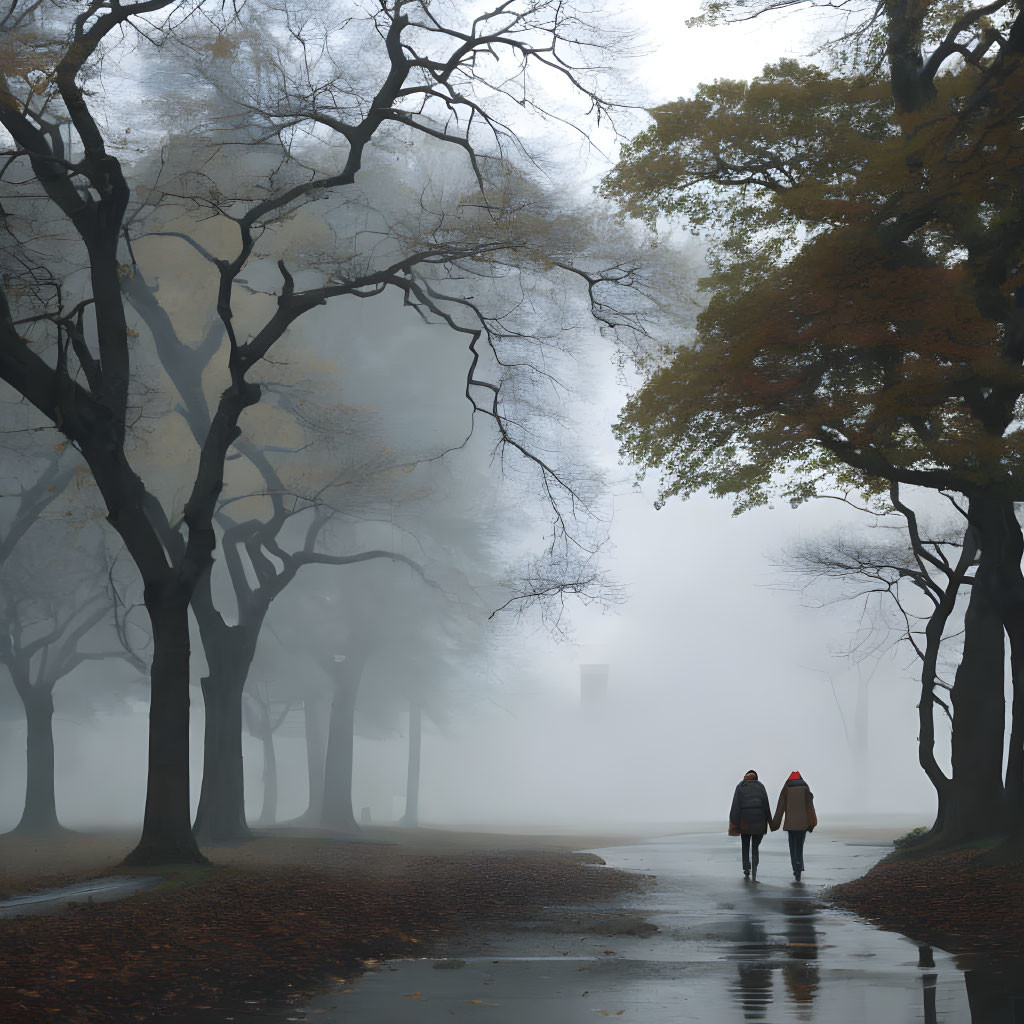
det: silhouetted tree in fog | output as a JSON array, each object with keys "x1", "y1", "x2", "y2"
[
  {"x1": 775, "y1": 488, "x2": 977, "y2": 845},
  {"x1": 1, "y1": 0, "x2": 668, "y2": 863},
  {"x1": 0, "y1": 517, "x2": 127, "y2": 834},
  {"x1": 242, "y1": 684, "x2": 295, "y2": 827}
]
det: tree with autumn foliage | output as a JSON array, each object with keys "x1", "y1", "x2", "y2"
[{"x1": 603, "y1": 1, "x2": 1024, "y2": 848}]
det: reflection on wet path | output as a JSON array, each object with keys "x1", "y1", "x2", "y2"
[
  {"x1": 782, "y1": 898, "x2": 820, "y2": 1019},
  {"x1": 728, "y1": 917, "x2": 773, "y2": 1019},
  {"x1": 726, "y1": 899, "x2": 821, "y2": 1021},
  {"x1": 920, "y1": 945, "x2": 939, "y2": 1024}
]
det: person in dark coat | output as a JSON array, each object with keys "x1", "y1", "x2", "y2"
[
  {"x1": 772, "y1": 770, "x2": 818, "y2": 881},
  {"x1": 729, "y1": 769, "x2": 772, "y2": 879}
]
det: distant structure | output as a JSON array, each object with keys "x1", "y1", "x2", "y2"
[{"x1": 580, "y1": 664, "x2": 609, "y2": 711}]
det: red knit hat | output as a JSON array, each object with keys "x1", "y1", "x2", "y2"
[{"x1": 788, "y1": 771, "x2": 802, "y2": 781}]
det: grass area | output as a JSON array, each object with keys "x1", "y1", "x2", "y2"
[{"x1": 0, "y1": 828, "x2": 650, "y2": 1023}]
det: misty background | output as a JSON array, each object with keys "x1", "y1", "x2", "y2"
[
  {"x1": 0, "y1": 0, "x2": 942, "y2": 840},
  {"x1": 0, "y1": 479, "x2": 936, "y2": 831},
  {"x1": 0, "y1": 318, "x2": 937, "y2": 834}
]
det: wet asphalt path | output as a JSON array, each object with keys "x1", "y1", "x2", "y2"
[{"x1": 267, "y1": 831, "x2": 1021, "y2": 1023}]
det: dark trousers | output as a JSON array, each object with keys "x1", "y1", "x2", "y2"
[
  {"x1": 788, "y1": 829, "x2": 807, "y2": 872},
  {"x1": 741, "y1": 833, "x2": 762, "y2": 872}
]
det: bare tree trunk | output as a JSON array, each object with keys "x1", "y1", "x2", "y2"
[
  {"x1": 321, "y1": 649, "x2": 368, "y2": 833},
  {"x1": 192, "y1": 608, "x2": 260, "y2": 844},
  {"x1": 916, "y1": 946, "x2": 938, "y2": 1024},
  {"x1": 400, "y1": 702, "x2": 422, "y2": 828},
  {"x1": 256, "y1": 707, "x2": 278, "y2": 827},
  {"x1": 303, "y1": 696, "x2": 327, "y2": 823},
  {"x1": 994, "y1": 504, "x2": 1024, "y2": 831},
  {"x1": 942, "y1": 496, "x2": 1009, "y2": 845},
  {"x1": 1004, "y1": 620, "x2": 1024, "y2": 825},
  {"x1": 917, "y1": 636, "x2": 951, "y2": 845},
  {"x1": 946, "y1": 612, "x2": 1005, "y2": 842},
  {"x1": 977, "y1": 623, "x2": 1024, "y2": 863},
  {"x1": 14, "y1": 686, "x2": 63, "y2": 836},
  {"x1": 886, "y1": 486, "x2": 972, "y2": 852},
  {"x1": 885, "y1": 0, "x2": 938, "y2": 114},
  {"x1": 979, "y1": 502, "x2": 1024, "y2": 861},
  {"x1": 193, "y1": 671, "x2": 250, "y2": 843},
  {"x1": 912, "y1": 527, "x2": 977, "y2": 848},
  {"x1": 125, "y1": 591, "x2": 205, "y2": 864}
]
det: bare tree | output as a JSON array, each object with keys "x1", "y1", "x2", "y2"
[
  {"x1": 775, "y1": 485, "x2": 980, "y2": 846},
  {"x1": 241, "y1": 684, "x2": 293, "y2": 827},
  {"x1": 0, "y1": 0, "x2": 665, "y2": 863},
  {"x1": 0, "y1": 518, "x2": 127, "y2": 834}
]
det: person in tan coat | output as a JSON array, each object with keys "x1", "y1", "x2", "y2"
[{"x1": 772, "y1": 771, "x2": 817, "y2": 881}]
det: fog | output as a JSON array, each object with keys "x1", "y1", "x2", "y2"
[
  {"x1": 0, "y1": 0, "x2": 948, "y2": 851},
  {"x1": 0, "y1": 441, "x2": 941, "y2": 834}
]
